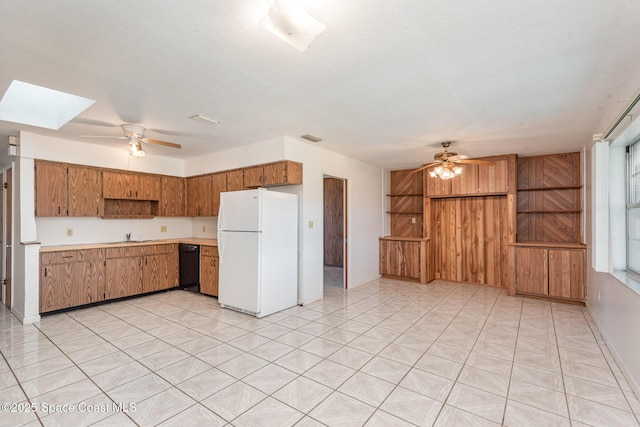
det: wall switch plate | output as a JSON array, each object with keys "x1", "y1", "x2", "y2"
[
  {"x1": 160, "y1": 226, "x2": 167, "y2": 232},
  {"x1": 308, "y1": 220, "x2": 314, "y2": 229},
  {"x1": 66, "y1": 228, "x2": 73, "y2": 237},
  {"x1": 597, "y1": 290, "x2": 601, "y2": 301},
  {"x1": 202, "y1": 226, "x2": 206, "y2": 232},
  {"x1": 411, "y1": 217, "x2": 416, "y2": 224}
]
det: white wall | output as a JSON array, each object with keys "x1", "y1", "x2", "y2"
[{"x1": 283, "y1": 136, "x2": 384, "y2": 304}]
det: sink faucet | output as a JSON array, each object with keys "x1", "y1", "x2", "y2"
[{"x1": 125, "y1": 233, "x2": 131, "y2": 242}]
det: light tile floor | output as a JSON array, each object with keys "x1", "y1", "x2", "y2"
[{"x1": 1, "y1": 279, "x2": 640, "y2": 426}]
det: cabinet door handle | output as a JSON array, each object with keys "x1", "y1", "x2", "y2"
[
  {"x1": 44, "y1": 267, "x2": 47, "y2": 277},
  {"x1": 58, "y1": 206, "x2": 61, "y2": 214}
]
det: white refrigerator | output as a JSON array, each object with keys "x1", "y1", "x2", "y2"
[{"x1": 217, "y1": 188, "x2": 298, "y2": 318}]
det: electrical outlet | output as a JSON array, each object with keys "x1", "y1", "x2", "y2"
[
  {"x1": 308, "y1": 220, "x2": 314, "y2": 229},
  {"x1": 411, "y1": 217, "x2": 416, "y2": 224},
  {"x1": 160, "y1": 225, "x2": 167, "y2": 232},
  {"x1": 597, "y1": 290, "x2": 601, "y2": 301},
  {"x1": 66, "y1": 228, "x2": 73, "y2": 237}
]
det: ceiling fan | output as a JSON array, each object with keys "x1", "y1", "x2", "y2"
[
  {"x1": 412, "y1": 141, "x2": 493, "y2": 179},
  {"x1": 82, "y1": 124, "x2": 182, "y2": 157}
]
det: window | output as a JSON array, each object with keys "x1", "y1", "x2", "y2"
[{"x1": 628, "y1": 140, "x2": 640, "y2": 273}]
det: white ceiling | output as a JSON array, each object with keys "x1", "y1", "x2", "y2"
[{"x1": 1, "y1": 0, "x2": 639, "y2": 169}]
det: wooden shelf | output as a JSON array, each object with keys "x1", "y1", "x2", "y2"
[
  {"x1": 387, "y1": 193, "x2": 423, "y2": 197},
  {"x1": 517, "y1": 185, "x2": 582, "y2": 191},
  {"x1": 517, "y1": 210, "x2": 581, "y2": 214},
  {"x1": 429, "y1": 192, "x2": 508, "y2": 199},
  {"x1": 387, "y1": 211, "x2": 423, "y2": 215}
]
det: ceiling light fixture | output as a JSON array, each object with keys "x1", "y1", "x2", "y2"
[
  {"x1": 129, "y1": 138, "x2": 145, "y2": 157},
  {"x1": 190, "y1": 114, "x2": 220, "y2": 124},
  {"x1": 429, "y1": 161, "x2": 463, "y2": 180},
  {"x1": 261, "y1": 0, "x2": 327, "y2": 52}
]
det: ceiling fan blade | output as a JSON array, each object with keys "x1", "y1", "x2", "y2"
[
  {"x1": 80, "y1": 135, "x2": 128, "y2": 139},
  {"x1": 142, "y1": 138, "x2": 182, "y2": 149},
  {"x1": 454, "y1": 159, "x2": 494, "y2": 165},
  {"x1": 410, "y1": 162, "x2": 439, "y2": 174}
]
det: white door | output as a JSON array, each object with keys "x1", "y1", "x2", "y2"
[
  {"x1": 218, "y1": 190, "x2": 261, "y2": 232},
  {"x1": 218, "y1": 231, "x2": 261, "y2": 314}
]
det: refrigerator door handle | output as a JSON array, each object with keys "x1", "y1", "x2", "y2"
[
  {"x1": 218, "y1": 197, "x2": 226, "y2": 230},
  {"x1": 217, "y1": 231, "x2": 224, "y2": 260}
]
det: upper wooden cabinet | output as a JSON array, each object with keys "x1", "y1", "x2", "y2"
[
  {"x1": 212, "y1": 172, "x2": 227, "y2": 216},
  {"x1": 35, "y1": 161, "x2": 68, "y2": 216},
  {"x1": 68, "y1": 166, "x2": 103, "y2": 216},
  {"x1": 159, "y1": 176, "x2": 185, "y2": 217},
  {"x1": 35, "y1": 159, "x2": 302, "y2": 218},
  {"x1": 226, "y1": 169, "x2": 244, "y2": 191},
  {"x1": 186, "y1": 174, "x2": 213, "y2": 216},
  {"x1": 424, "y1": 155, "x2": 514, "y2": 197},
  {"x1": 35, "y1": 161, "x2": 103, "y2": 217},
  {"x1": 243, "y1": 161, "x2": 303, "y2": 189},
  {"x1": 103, "y1": 171, "x2": 160, "y2": 201}
]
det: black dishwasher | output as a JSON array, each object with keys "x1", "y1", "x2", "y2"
[{"x1": 179, "y1": 244, "x2": 200, "y2": 290}]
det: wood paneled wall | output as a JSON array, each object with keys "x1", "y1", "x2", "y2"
[
  {"x1": 324, "y1": 178, "x2": 344, "y2": 267},
  {"x1": 430, "y1": 196, "x2": 510, "y2": 286}
]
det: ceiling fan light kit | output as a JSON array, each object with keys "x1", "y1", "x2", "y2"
[
  {"x1": 129, "y1": 139, "x2": 145, "y2": 157},
  {"x1": 261, "y1": 0, "x2": 327, "y2": 52},
  {"x1": 413, "y1": 141, "x2": 493, "y2": 179}
]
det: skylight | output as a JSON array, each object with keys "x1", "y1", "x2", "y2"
[{"x1": 0, "y1": 80, "x2": 95, "y2": 130}]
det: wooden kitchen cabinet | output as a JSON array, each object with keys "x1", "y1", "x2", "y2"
[
  {"x1": 243, "y1": 161, "x2": 303, "y2": 189},
  {"x1": 379, "y1": 237, "x2": 431, "y2": 283},
  {"x1": 142, "y1": 244, "x2": 179, "y2": 293},
  {"x1": 186, "y1": 174, "x2": 214, "y2": 216},
  {"x1": 35, "y1": 160, "x2": 104, "y2": 217},
  {"x1": 159, "y1": 176, "x2": 186, "y2": 216},
  {"x1": 40, "y1": 249, "x2": 105, "y2": 313},
  {"x1": 105, "y1": 245, "x2": 146, "y2": 299},
  {"x1": 212, "y1": 172, "x2": 227, "y2": 216},
  {"x1": 200, "y1": 245, "x2": 219, "y2": 297},
  {"x1": 103, "y1": 171, "x2": 160, "y2": 200},
  {"x1": 68, "y1": 165, "x2": 103, "y2": 216},
  {"x1": 105, "y1": 257, "x2": 143, "y2": 299},
  {"x1": 35, "y1": 161, "x2": 68, "y2": 216},
  {"x1": 243, "y1": 165, "x2": 264, "y2": 188},
  {"x1": 226, "y1": 169, "x2": 244, "y2": 191},
  {"x1": 508, "y1": 243, "x2": 585, "y2": 301}
]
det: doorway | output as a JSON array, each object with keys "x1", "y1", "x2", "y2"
[
  {"x1": 3, "y1": 168, "x2": 11, "y2": 309},
  {"x1": 323, "y1": 176, "x2": 347, "y2": 289}
]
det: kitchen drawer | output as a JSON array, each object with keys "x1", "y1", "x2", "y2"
[
  {"x1": 41, "y1": 249, "x2": 104, "y2": 264},
  {"x1": 105, "y1": 246, "x2": 147, "y2": 259},
  {"x1": 201, "y1": 245, "x2": 218, "y2": 257},
  {"x1": 144, "y1": 243, "x2": 176, "y2": 256}
]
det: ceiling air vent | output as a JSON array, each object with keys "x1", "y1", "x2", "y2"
[{"x1": 301, "y1": 134, "x2": 322, "y2": 143}]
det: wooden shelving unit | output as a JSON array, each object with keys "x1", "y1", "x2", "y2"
[{"x1": 387, "y1": 170, "x2": 424, "y2": 238}]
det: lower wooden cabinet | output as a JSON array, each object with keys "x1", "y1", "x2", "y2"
[
  {"x1": 106, "y1": 257, "x2": 143, "y2": 299},
  {"x1": 143, "y1": 245, "x2": 179, "y2": 293},
  {"x1": 200, "y1": 245, "x2": 219, "y2": 296},
  {"x1": 40, "y1": 249, "x2": 105, "y2": 313},
  {"x1": 379, "y1": 237, "x2": 431, "y2": 284},
  {"x1": 508, "y1": 243, "x2": 585, "y2": 301}
]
